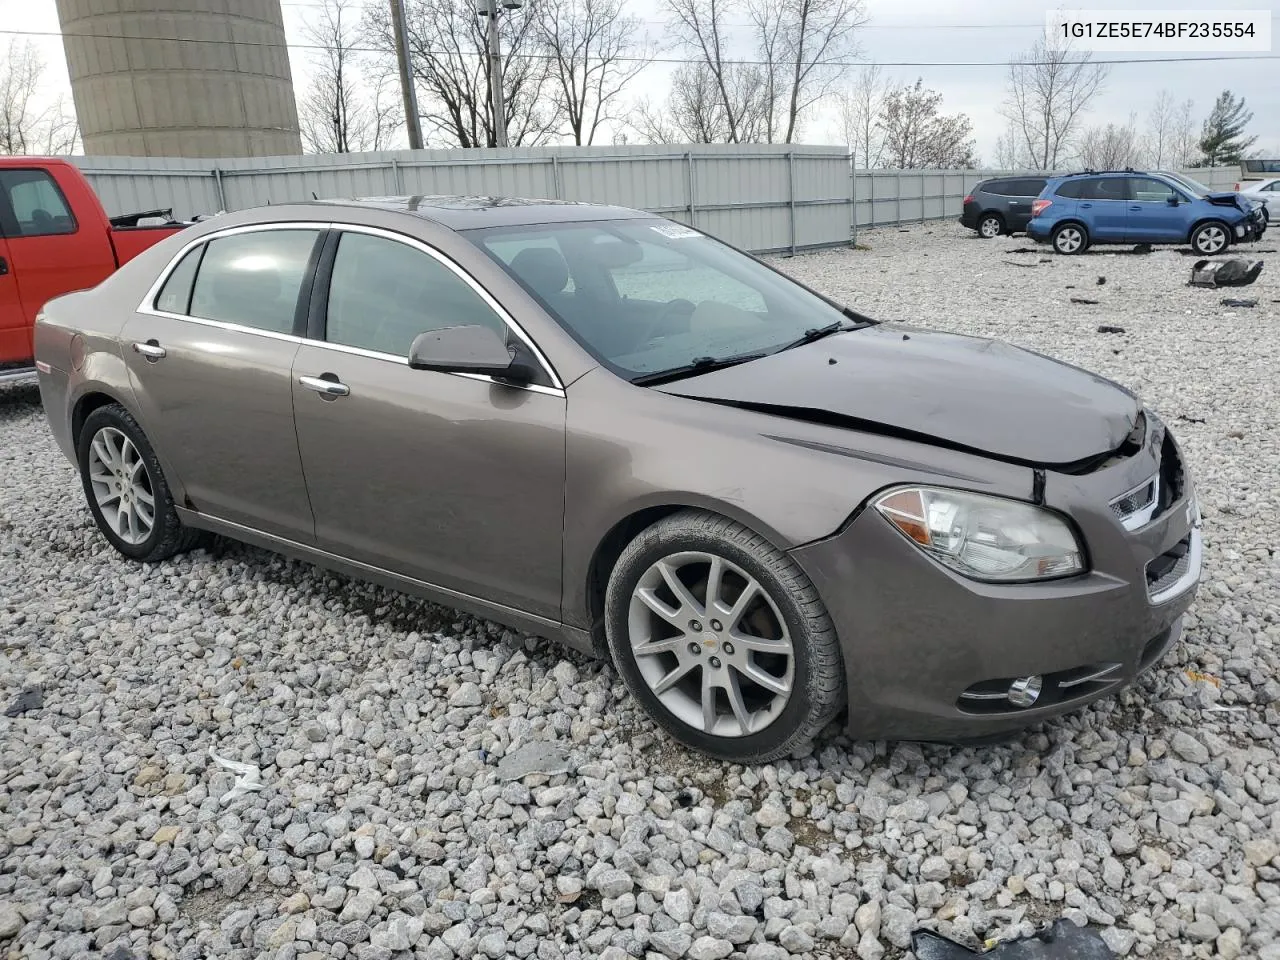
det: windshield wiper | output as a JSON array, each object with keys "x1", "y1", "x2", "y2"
[
  {"x1": 776, "y1": 319, "x2": 857, "y2": 353},
  {"x1": 631, "y1": 352, "x2": 767, "y2": 387}
]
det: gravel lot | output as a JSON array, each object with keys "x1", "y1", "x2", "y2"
[{"x1": 2, "y1": 222, "x2": 1279, "y2": 960}]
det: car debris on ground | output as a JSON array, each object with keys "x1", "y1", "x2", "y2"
[{"x1": 1190, "y1": 258, "x2": 1265, "y2": 287}]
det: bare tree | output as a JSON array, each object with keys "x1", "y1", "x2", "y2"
[
  {"x1": 832, "y1": 64, "x2": 888, "y2": 168},
  {"x1": 366, "y1": 0, "x2": 558, "y2": 148},
  {"x1": 0, "y1": 40, "x2": 80, "y2": 155},
  {"x1": 877, "y1": 79, "x2": 975, "y2": 169},
  {"x1": 1078, "y1": 115, "x2": 1141, "y2": 169},
  {"x1": 1141, "y1": 90, "x2": 1176, "y2": 168},
  {"x1": 992, "y1": 118, "x2": 1028, "y2": 169},
  {"x1": 650, "y1": 0, "x2": 865, "y2": 144},
  {"x1": 1001, "y1": 35, "x2": 1108, "y2": 170},
  {"x1": 537, "y1": 0, "x2": 651, "y2": 145},
  {"x1": 632, "y1": 65, "x2": 736, "y2": 143},
  {"x1": 1169, "y1": 97, "x2": 1198, "y2": 167},
  {"x1": 300, "y1": 0, "x2": 401, "y2": 153}
]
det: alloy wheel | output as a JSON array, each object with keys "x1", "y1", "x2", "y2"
[
  {"x1": 87, "y1": 426, "x2": 155, "y2": 545},
  {"x1": 979, "y1": 217, "x2": 1001, "y2": 238},
  {"x1": 1196, "y1": 224, "x2": 1227, "y2": 254},
  {"x1": 627, "y1": 551, "x2": 794, "y2": 737},
  {"x1": 1055, "y1": 226, "x2": 1084, "y2": 253}
]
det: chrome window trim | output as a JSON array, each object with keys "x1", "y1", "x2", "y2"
[{"x1": 135, "y1": 219, "x2": 567, "y2": 398}]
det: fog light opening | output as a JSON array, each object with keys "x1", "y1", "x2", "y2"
[{"x1": 1008, "y1": 675, "x2": 1043, "y2": 708}]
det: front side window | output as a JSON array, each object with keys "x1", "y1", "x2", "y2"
[
  {"x1": 189, "y1": 229, "x2": 320, "y2": 335},
  {"x1": 467, "y1": 219, "x2": 856, "y2": 379},
  {"x1": 0, "y1": 169, "x2": 77, "y2": 237},
  {"x1": 1128, "y1": 178, "x2": 1180, "y2": 203},
  {"x1": 326, "y1": 231, "x2": 507, "y2": 357}
]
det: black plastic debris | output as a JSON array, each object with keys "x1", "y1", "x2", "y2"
[
  {"x1": 1132, "y1": 243, "x2": 1152, "y2": 254},
  {"x1": 1002, "y1": 260, "x2": 1040, "y2": 268},
  {"x1": 912, "y1": 920, "x2": 1116, "y2": 960},
  {"x1": 1070, "y1": 297, "x2": 1100, "y2": 305},
  {"x1": 1220, "y1": 297, "x2": 1257, "y2": 308},
  {"x1": 1097, "y1": 325, "x2": 1125, "y2": 334},
  {"x1": 1190, "y1": 259, "x2": 1264, "y2": 287},
  {"x1": 1096, "y1": 276, "x2": 1106, "y2": 285},
  {"x1": 4, "y1": 687, "x2": 42, "y2": 717}
]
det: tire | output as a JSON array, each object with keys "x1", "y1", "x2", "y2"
[
  {"x1": 604, "y1": 509, "x2": 844, "y2": 762},
  {"x1": 977, "y1": 213, "x2": 1003, "y2": 239},
  {"x1": 1190, "y1": 220, "x2": 1231, "y2": 256},
  {"x1": 1051, "y1": 222, "x2": 1088, "y2": 255},
  {"x1": 77, "y1": 403, "x2": 202, "y2": 563}
]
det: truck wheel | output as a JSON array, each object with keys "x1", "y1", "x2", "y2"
[
  {"x1": 78, "y1": 403, "x2": 203, "y2": 563},
  {"x1": 1190, "y1": 221, "x2": 1231, "y2": 256},
  {"x1": 1051, "y1": 223, "x2": 1088, "y2": 254},
  {"x1": 604, "y1": 509, "x2": 845, "y2": 763}
]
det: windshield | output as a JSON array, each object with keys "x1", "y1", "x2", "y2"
[
  {"x1": 465, "y1": 219, "x2": 860, "y2": 380},
  {"x1": 1160, "y1": 172, "x2": 1210, "y2": 197}
]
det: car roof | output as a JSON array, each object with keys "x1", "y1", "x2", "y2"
[{"x1": 311, "y1": 195, "x2": 653, "y2": 230}]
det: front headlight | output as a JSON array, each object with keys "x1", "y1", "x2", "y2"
[{"x1": 873, "y1": 486, "x2": 1084, "y2": 582}]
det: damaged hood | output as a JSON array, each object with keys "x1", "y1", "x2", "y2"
[{"x1": 657, "y1": 326, "x2": 1142, "y2": 467}]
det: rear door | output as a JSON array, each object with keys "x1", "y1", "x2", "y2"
[
  {"x1": 1125, "y1": 176, "x2": 1189, "y2": 243},
  {"x1": 1005, "y1": 178, "x2": 1047, "y2": 229},
  {"x1": 0, "y1": 167, "x2": 116, "y2": 365},
  {"x1": 1078, "y1": 177, "x2": 1129, "y2": 240},
  {"x1": 291, "y1": 226, "x2": 567, "y2": 619},
  {"x1": 122, "y1": 225, "x2": 323, "y2": 541}
]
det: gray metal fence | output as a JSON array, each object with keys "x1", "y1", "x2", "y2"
[{"x1": 69, "y1": 147, "x2": 1244, "y2": 255}]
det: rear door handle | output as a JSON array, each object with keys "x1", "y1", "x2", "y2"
[
  {"x1": 1080, "y1": 203, "x2": 1093, "y2": 208},
  {"x1": 299, "y1": 374, "x2": 350, "y2": 398},
  {"x1": 132, "y1": 340, "x2": 166, "y2": 360},
  {"x1": 0, "y1": 256, "x2": 8, "y2": 276},
  {"x1": 1130, "y1": 205, "x2": 1143, "y2": 211}
]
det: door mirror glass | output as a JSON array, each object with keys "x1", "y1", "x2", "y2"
[
  {"x1": 1166, "y1": 195, "x2": 1180, "y2": 206},
  {"x1": 408, "y1": 324, "x2": 532, "y2": 384}
]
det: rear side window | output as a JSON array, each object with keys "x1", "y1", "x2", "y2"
[
  {"x1": 982, "y1": 180, "x2": 1017, "y2": 196},
  {"x1": 1013, "y1": 179, "x2": 1047, "y2": 196},
  {"x1": 0, "y1": 169, "x2": 77, "y2": 237},
  {"x1": 155, "y1": 245, "x2": 203, "y2": 314},
  {"x1": 189, "y1": 230, "x2": 320, "y2": 335},
  {"x1": 1055, "y1": 180, "x2": 1086, "y2": 199},
  {"x1": 325, "y1": 231, "x2": 507, "y2": 357},
  {"x1": 1080, "y1": 178, "x2": 1127, "y2": 201}
]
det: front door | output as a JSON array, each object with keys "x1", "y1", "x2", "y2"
[
  {"x1": 0, "y1": 167, "x2": 116, "y2": 365},
  {"x1": 1125, "y1": 177, "x2": 1189, "y2": 243},
  {"x1": 291, "y1": 228, "x2": 567, "y2": 620},
  {"x1": 1078, "y1": 177, "x2": 1130, "y2": 241},
  {"x1": 122, "y1": 226, "x2": 323, "y2": 541}
]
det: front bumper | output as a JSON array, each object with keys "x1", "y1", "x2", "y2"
[{"x1": 790, "y1": 423, "x2": 1201, "y2": 742}]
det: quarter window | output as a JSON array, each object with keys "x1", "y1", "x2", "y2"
[
  {"x1": 154, "y1": 244, "x2": 203, "y2": 314},
  {"x1": 1055, "y1": 180, "x2": 1086, "y2": 199},
  {"x1": 189, "y1": 229, "x2": 320, "y2": 335},
  {"x1": 326, "y1": 231, "x2": 507, "y2": 357},
  {"x1": 0, "y1": 169, "x2": 77, "y2": 237}
]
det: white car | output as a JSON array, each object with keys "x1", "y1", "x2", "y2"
[{"x1": 1239, "y1": 177, "x2": 1280, "y2": 221}]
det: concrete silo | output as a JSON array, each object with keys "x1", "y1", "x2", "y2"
[{"x1": 56, "y1": 0, "x2": 302, "y2": 158}]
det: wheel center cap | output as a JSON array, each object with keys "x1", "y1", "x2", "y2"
[{"x1": 700, "y1": 634, "x2": 718, "y2": 650}]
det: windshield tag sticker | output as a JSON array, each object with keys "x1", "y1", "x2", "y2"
[{"x1": 650, "y1": 223, "x2": 701, "y2": 239}]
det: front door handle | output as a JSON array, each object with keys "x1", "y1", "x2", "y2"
[
  {"x1": 1080, "y1": 203, "x2": 1093, "y2": 208},
  {"x1": 1130, "y1": 205, "x2": 1143, "y2": 211},
  {"x1": 299, "y1": 374, "x2": 350, "y2": 398},
  {"x1": 0, "y1": 256, "x2": 8, "y2": 276},
  {"x1": 132, "y1": 340, "x2": 166, "y2": 361}
]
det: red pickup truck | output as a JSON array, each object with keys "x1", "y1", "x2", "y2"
[{"x1": 0, "y1": 157, "x2": 195, "y2": 385}]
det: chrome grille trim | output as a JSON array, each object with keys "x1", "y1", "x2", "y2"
[{"x1": 1110, "y1": 473, "x2": 1160, "y2": 530}]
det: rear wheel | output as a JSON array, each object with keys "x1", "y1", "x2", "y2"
[
  {"x1": 1051, "y1": 222, "x2": 1088, "y2": 255},
  {"x1": 977, "y1": 214, "x2": 1003, "y2": 239},
  {"x1": 78, "y1": 403, "x2": 202, "y2": 563},
  {"x1": 604, "y1": 510, "x2": 844, "y2": 762},
  {"x1": 1190, "y1": 221, "x2": 1231, "y2": 256}
]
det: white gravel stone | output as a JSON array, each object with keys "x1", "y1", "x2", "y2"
[{"x1": 2, "y1": 224, "x2": 1279, "y2": 960}]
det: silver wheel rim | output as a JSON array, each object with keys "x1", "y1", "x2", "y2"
[
  {"x1": 1198, "y1": 225, "x2": 1227, "y2": 253},
  {"x1": 87, "y1": 426, "x2": 155, "y2": 545},
  {"x1": 980, "y1": 218, "x2": 1000, "y2": 238},
  {"x1": 627, "y1": 551, "x2": 794, "y2": 738},
  {"x1": 1056, "y1": 227, "x2": 1083, "y2": 253}
]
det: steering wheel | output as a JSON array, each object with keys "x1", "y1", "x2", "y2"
[{"x1": 631, "y1": 298, "x2": 696, "y2": 350}]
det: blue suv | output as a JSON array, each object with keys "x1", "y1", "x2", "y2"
[{"x1": 1027, "y1": 170, "x2": 1266, "y2": 256}]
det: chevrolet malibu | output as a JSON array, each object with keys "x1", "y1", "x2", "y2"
[{"x1": 34, "y1": 197, "x2": 1203, "y2": 762}]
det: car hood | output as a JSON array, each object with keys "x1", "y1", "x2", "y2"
[{"x1": 657, "y1": 325, "x2": 1142, "y2": 468}]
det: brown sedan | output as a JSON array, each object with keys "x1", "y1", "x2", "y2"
[{"x1": 34, "y1": 197, "x2": 1202, "y2": 761}]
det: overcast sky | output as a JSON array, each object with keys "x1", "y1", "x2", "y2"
[{"x1": 7, "y1": 0, "x2": 1279, "y2": 161}]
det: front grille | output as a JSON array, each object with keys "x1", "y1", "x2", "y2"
[
  {"x1": 1147, "y1": 534, "x2": 1193, "y2": 601},
  {"x1": 1110, "y1": 479, "x2": 1156, "y2": 524},
  {"x1": 1109, "y1": 429, "x2": 1185, "y2": 531}
]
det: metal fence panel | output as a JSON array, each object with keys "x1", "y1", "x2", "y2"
[{"x1": 69, "y1": 150, "x2": 1245, "y2": 253}]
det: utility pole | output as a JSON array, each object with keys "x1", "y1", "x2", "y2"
[
  {"x1": 479, "y1": 0, "x2": 521, "y2": 148},
  {"x1": 390, "y1": 0, "x2": 423, "y2": 149}
]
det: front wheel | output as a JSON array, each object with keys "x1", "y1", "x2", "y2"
[
  {"x1": 1051, "y1": 222, "x2": 1088, "y2": 255},
  {"x1": 1190, "y1": 221, "x2": 1231, "y2": 256},
  {"x1": 604, "y1": 510, "x2": 844, "y2": 762},
  {"x1": 78, "y1": 403, "x2": 203, "y2": 563}
]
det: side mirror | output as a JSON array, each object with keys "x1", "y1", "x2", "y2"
[
  {"x1": 408, "y1": 325, "x2": 535, "y2": 385},
  {"x1": 1167, "y1": 195, "x2": 1180, "y2": 206}
]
